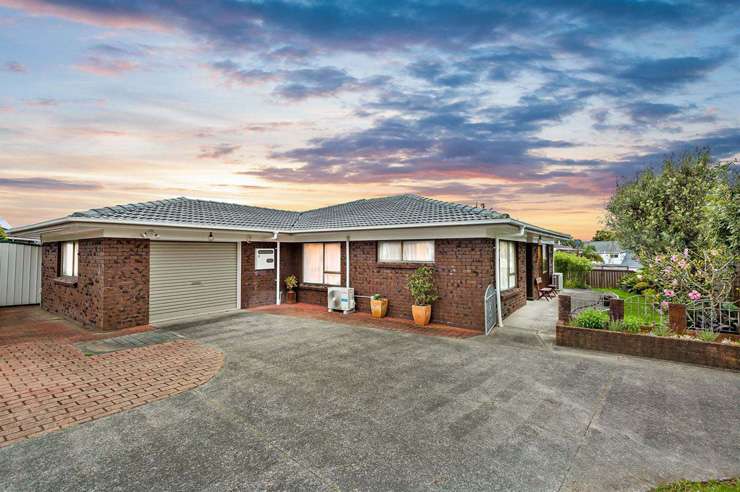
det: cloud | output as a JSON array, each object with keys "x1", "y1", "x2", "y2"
[
  {"x1": 2, "y1": 61, "x2": 27, "y2": 73},
  {"x1": 612, "y1": 53, "x2": 734, "y2": 92},
  {"x1": 76, "y1": 56, "x2": 139, "y2": 76},
  {"x1": 210, "y1": 60, "x2": 387, "y2": 100},
  {"x1": 24, "y1": 98, "x2": 58, "y2": 107},
  {"x1": 198, "y1": 143, "x2": 241, "y2": 159},
  {"x1": 0, "y1": 177, "x2": 102, "y2": 191}
]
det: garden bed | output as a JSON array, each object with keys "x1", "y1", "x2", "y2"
[{"x1": 556, "y1": 324, "x2": 740, "y2": 371}]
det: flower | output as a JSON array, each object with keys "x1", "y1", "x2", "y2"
[
  {"x1": 663, "y1": 289, "x2": 675, "y2": 297},
  {"x1": 660, "y1": 301, "x2": 670, "y2": 311},
  {"x1": 663, "y1": 267, "x2": 672, "y2": 274},
  {"x1": 683, "y1": 248, "x2": 689, "y2": 258},
  {"x1": 677, "y1": 259, "x2": 687, "y2": 269},
  {"x1": 688, "y1": 290, "x2": 701, "y2": 301},
  {"x1": 670, "y1": 254, "x2": 678, "y2": 262},
  {"x1": 671, "y1": 279, "x2": 678, "y2": 287}
]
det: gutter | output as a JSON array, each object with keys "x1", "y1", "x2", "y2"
[{"x1": 11, "y1": 215, "x2": 571, "y2": 241}]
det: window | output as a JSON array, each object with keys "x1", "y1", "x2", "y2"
[
  {"x1": 378, "y1": 240, "x2": 434, "y2": 263},
  {"x1": 498, "y1": 241, "x2": 517, "y2": 290},
  {"x1": 542, "y1": 244, "x2": 549, "y2": 274},
  {"x1": 60, "y1": 241, "x2": 79, "y2": 277},
  {"x1": 302, "y1": 243, "x2": 341, "y2": 285}
]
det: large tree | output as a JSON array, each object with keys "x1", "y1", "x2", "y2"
[
  {"x1": 605, "y1": 149, "x2": 738, "y2": 257},
  {"x1": 591, "y1": 229, "x2": 616, "y2": 241}
]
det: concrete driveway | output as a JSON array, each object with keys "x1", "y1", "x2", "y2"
[{"x1": 1, "y1": 311, "x2": 738, "y2": 491}]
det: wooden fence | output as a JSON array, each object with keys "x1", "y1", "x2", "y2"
[{"x1": 587, "y1": 267, "x2": 631, "y2": 289}]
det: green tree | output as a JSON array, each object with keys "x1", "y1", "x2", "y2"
[
  {"x1": 580, "y1": 245, "x2": 603, "y2": 262},
  {"x1": 591, "y1": 229, "x2": 616, "y2": 241},
  {"x1": 605, "y1": 148, "x2": 738, "y2": 257},
  {"x1": 0, "y1": 226, "x2": 7, "y2": 241}
]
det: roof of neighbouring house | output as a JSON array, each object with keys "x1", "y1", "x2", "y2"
[
  {"x1": 587, "y1": 241, "x2": 642, "y2": 269},
  {"x1": 13, "y1": 194, "x2": 570, "y2": 238},
  {"x1": 587, "y1": 241, "x2": 623, "y2": 254}
]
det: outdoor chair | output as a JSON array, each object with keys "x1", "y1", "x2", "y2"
[{"x1": 536, "y1": 277, "x2": 556, "y2": 301}]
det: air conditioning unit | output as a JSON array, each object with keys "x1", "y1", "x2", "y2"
[
  {"x1": 255, "y1": 248, "x2": 275, "y2": 270},
  {"x1": 552, "y1": 272, "x2": 564, "y2": 290},
  {"x1": 327, "y1": 287, "x2": 355, "y2": 313}
]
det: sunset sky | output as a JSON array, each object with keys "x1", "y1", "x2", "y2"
[{"x1": 1, "y1": 1, "x2": 739, "y2": 239}]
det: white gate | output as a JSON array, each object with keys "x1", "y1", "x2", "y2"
[
  {"x1": 0, "y1": 242, "x2": 42, "y2": 306},
  {"x1": 484, "y1": 283, "x2": 498, "y2": 335}
]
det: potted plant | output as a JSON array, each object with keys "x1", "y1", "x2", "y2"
[
  {"x1": 407, "y1": 266, "x2": 439, "y2": 326},
  {"x1": 370, "y1": 293, "x2": 388, "y2": 318},
  {"x1": 284, "y1": 274, "x2": 298, "y2": 304}
]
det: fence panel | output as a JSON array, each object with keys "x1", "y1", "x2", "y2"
[
  {"x1": 587, "y1": 268, "x2": 631, "y2": 289},
  {"x1": 0, "y1": 242, "x2": 42, "y2": 306}
]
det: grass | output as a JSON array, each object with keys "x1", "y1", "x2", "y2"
[
  {"x1": 593, "y1": 288, "x2": 664, "y2": 326},
  {"x1": 652, "y1": 478, "x2": 740, "y2": 491}
]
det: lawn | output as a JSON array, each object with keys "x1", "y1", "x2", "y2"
[
  {"x1": 652, "y1": 478, "x2": 740, "y2": 491},
  {"x1": 593, "y1": 288, "x2": 665, "y2": 326}
]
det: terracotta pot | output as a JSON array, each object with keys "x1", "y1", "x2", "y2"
[
  {"x1": 371, "y1": 298, "x2": 388, "y2": 318},
  {"x1": 412, "y1": 304, "x2": 432, "y2": 326},
  {"x1": 286, "y1": 291, "x2": 297, "y2": 304}
]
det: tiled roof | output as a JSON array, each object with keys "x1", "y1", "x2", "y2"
[
  {"x1": 290, "y1": 194, "x2": 507, "y2": 230},
  {"x1": 66, "y1": 194, "x2": 515, "y2": 232},
  {"x1": 70, "y1": 197, "x2": 300, "y2": 230}
]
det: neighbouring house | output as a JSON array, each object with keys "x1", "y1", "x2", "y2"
[
  {"x1": 9, "y1": 195, "x2": 569, "y2": 331},
  {"x1": 586, "y1": 241, "x2": 642, "y2": 270}
]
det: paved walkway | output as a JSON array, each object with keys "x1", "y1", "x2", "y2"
[
  {"x1": 249, "y1": 302, "x2": 482, "y2": 338},
  {"x1": 0, "y1": 308, "x2": 223, "y2": 448}
]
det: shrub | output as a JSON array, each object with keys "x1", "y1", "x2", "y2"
[
  {"x1": 572, "y1": 308, "x2": 609, "y2": 329},
  {"x1": 651, "y1": 323, "x2": 672, "y2": 337},
  {"x1": 555, "y1": 252, "x2": 592, "y2": 288},
  {"x1": 607, "y1": 320, "x2": 624, "y2": 332},
  {"x1": 284, "y1": 275, "x2": 298, "y2": 291},
  {"x1": 695, "y1": 329, "x2": 719, "y2": 342},
  {"x1": 407, "y1": 266, "x2": 440, "y2": 306},
  {"x1": 622, "y1": 316, "x2": 643, "y2": 333}
]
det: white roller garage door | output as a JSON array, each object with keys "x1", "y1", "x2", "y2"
[{"x1": 150, "y1": 242, "x2": 238, "y2": 323}]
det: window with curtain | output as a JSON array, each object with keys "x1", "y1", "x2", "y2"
[
  {"x1": 378, "y1": 240, "x2": 434, "y2": 263},
  {"x1": 302, "y1": 243, "x2": 341, "y2": 285},
  {"x1": 499, "y1": 241, "x2": 517, "y2": 290},
  {"x1": 542, "y1": 244, "x2": 549, "y2": 274},
  {"x1": 60, "y1": 241, "x2": 79, "y2": 277}
]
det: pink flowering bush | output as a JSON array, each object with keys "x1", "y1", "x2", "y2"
[{"x1": 641, "y1": 247, "x2": 736, "y2": 311}]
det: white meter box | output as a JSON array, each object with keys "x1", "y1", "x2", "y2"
[{"x1": 255, "y1": 248, "x2": 275, "y2": 270}]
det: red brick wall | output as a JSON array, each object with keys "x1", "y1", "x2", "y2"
[
  {"x1": 349, "y1": 239, "x2": 495, "y2": 330},
  {"x1": 101, "y1": 239, "x2": 149, "y2": 330},
  {"x1": 238, "y1": 238, "x2": 532, "y2": 329},
  {"x1": 556, "y1": 324, "x2": 740, "y2": 371},
  {"x1": 42, "y1": 240, "x2": 104, "y2": 328},
  {"x1": 500, "y1": 242, "x2": 527, "y2": 318},
  {"x1": 42, "y1": 238, "x2": 149, "y2": 330}
]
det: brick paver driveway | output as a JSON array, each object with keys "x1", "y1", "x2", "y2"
[
  {"x1": 0, "y1": 307, "x2": 223, "y2": 447},
  {"x1": 1, "y1": 311, "x2": 739, "y2": 491}
]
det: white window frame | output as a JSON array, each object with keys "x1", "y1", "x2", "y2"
[
  {"x1": 302, "y1": 243, "x2": 342, "y2": 286},
  {"x1": 60, "y1": 241, "x2": 79, "y2": 277},
  {"x1": 378, "y1": 240, "x2": 435, "y2": 263},
  {"x1": 499, "y1": 240, "x2": 517, "y2": 291}
]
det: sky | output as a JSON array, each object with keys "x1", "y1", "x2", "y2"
[{"x1": 1, "y1": 1, "x2": 739, "y2": 239}]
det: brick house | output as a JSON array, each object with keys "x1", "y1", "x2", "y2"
[{"x1": 10, "y1": 195, "x2": 569, "y2": 331}]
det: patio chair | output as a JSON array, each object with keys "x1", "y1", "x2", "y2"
[{"x1": 536, "y1": 277, "x2": 556, "y2": 301}]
